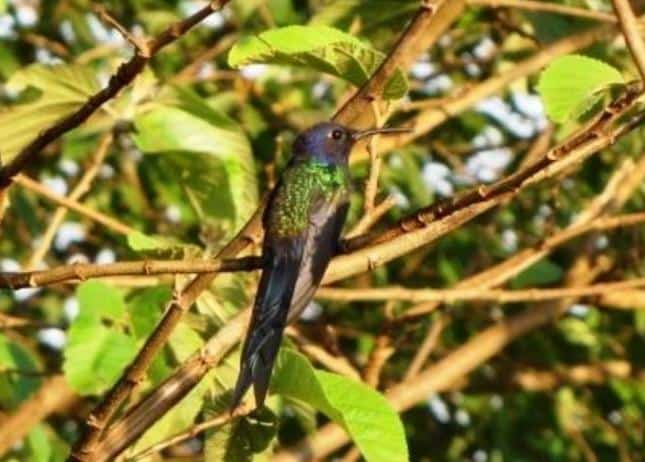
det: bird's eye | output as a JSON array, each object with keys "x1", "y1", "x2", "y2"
[{"x1": 331, "y1": 129, "x2": 344, "y2": 140}]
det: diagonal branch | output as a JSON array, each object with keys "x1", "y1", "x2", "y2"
[
  {"x1": 13, "y1": 174, "x2": 135, "y2": 236},
  {"x1": 25, "y1": 134, "x2": 112, "y2": 269},
  {"x1": 612, "y1": 0, "x2": 645, "y2": 80},
  {"x1": 0, "y1": 0, "x2": 231, "y2": 191}
]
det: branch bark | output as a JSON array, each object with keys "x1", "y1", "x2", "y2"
[
  {"x1": 0, "y1": 257, "x2": 263, "y2": 290},
  {"x1": 467, "y1": 0, "x2": 619, "y2": 22},
  {"x1": 13, "y1": 174, "x2": 135, "y2": 236},
  {"x1": 316, "y1": 276, "x2": 645, "y2": 304},
  {"x1": 612, "y1": 0, "x2": 645, "y2": 80}
]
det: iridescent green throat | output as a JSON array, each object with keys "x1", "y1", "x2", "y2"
[{"x1": 268, "y1": 160, "x2": 349, "y2": 237}]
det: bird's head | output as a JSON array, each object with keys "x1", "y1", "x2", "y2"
[{"x1": 293, "y1": 122, "x2": 410, "y2": 165}]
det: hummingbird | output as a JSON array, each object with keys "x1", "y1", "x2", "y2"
[{"x1": 231, "y1": 121, "x2": 408, "y2": 409}]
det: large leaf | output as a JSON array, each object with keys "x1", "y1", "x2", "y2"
[
  {"x1": 133, "y1": 103, "x2": 258, "y2": 232},
  {"x1": 537, "y1": 55, "x2": 624, "y2": 123},
  {"x1": 272, "y1": 350, "x2": 409, "y2": 462},
  {"x1": 228, "y1": 25, "x2": 408, "y2": 99},
  {"x1": 64, "y1": 322, "x2": 137, "y2": 395},
  {"x1": 0, "y1": 63, "x2": 100, "y2": 161},
  {"x1": 63, "y1": 281, "x2": 138, "y2": 395}
]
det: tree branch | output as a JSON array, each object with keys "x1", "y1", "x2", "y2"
[
  {"x1": 467, "y1": 0, "x2": 619, "y2": 23},
  {"x1": 612, "y1": 0, "x2": 645, "y2": 80},
  {"x1": 25, "y1": 134, "x2": 112, "y2": 269},
  {"x1": 316, "y1": 276, "x2": 645, "y2": 304},
  {"x1": 13, "y1": 174, "x2": 135, "y2": 236},
  {"x1": 0, "y1": 257, "x2": 263, "y2": 290}
]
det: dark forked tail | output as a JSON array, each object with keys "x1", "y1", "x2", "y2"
[{"x1": 231, "y1": 244, "x2": 302, "y2": 409}]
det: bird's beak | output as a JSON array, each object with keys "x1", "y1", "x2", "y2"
[{"x1": 351, "y1": 126, "x2": 412, "y2": 141}]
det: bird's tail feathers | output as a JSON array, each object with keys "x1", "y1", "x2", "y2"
[{"x1": 231, "y1": 249, "x2": 301, "y2": 410}]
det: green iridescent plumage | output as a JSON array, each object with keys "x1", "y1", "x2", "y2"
[{"x1": 267, "y1": 160, "x2": 350, "y2": 237}]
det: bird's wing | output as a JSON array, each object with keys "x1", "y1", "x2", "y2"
[{"x1": 287, "y1": 195, "x2": 349, "y2": 323}]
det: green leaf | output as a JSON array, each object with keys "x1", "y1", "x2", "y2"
[
  {"x1": 76, "y1": 280, "x2": 126, "y2": 322},
  {"x1": 133, "y1": 104, "x2": 258, "y2": 231},
  {"x1": 511, "y1": 258, "x2": 563, "y2": 289},
  {"x1": 538, "y1": 55, "x2": 624, "y2": 123},
  {"x1": 228, "y1": 25, "x2": 407, "y2": 99},
  {"x1": 127, "y1": 286, "x2": 171, "y2": 339},
  {"x1": 126, "y1": 231, "x2": 164, "y2": 252},
  {"x1": 63, "y1": 281, "x2": 137, "y2": 395},
  {"x1": 272, "y1": 350, "x2": 408, "y2": 462},
  {"x1": 558, "y1": 318, "x2": 598, "y2": 348},
  {"x1": 64, "y1": 323, "x2": 137, "y2": 395},
  {"x1": 27, "y1": 425, "x2": 52, "y2": 462},
  {"x1": 168, "y1": 321, "x2": 205, "y2": 363},
  {"x1": 0, "y1": 64, "x2": 100, "y2": 162},
  {"x1": 0, "y1": 334, "x2": 41, "y2": 408}
]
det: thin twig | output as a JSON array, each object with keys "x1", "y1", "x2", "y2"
[
  {"x1": 128, "y1": 403, "x2": 253, "y2": 462},
  {"x1": 403, "y1": 315, "x2": 446, "y2": 380},
  {"x1": 467, "y1": 0, "x2": 618, "y2": 23},
  {"x1": 13, "y1": 174, "x2": 134, "y2": 236},
  {"x1": 346, "y1": 196, "x2": 397, "y2": 239},
  {"x1": 286, "y1": 326, "x2": 361, "y2": 380},
  {"x1": 26, "y1": 134, "x2": 112, "y2": 269},
  {"x1": 611, "y1": 0, "x2": 645, "y2": 80}
]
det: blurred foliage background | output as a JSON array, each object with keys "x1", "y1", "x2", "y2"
[{"x1": 0, "y1": 0, "x2": 644, "y2": 461}]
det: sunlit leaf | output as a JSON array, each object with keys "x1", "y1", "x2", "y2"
[
  {"x1": 538, "y1": 55, "x2": 624, "y2": 123},
  {"x1": 272, "y1": 350, "x2": 408, "y2": 462},
  {"x1": 133, "y1": 103, "x2": 258, "y2": 233},
  {"x1": 228, "y1": 25, "x2": 408, "y2": 99},
  {"x1": 63, "y1": 282, "x2": 137, "y2": 395},
  {"x1": 0, "y1": 63, "x2": 100, "y2": 161}
]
